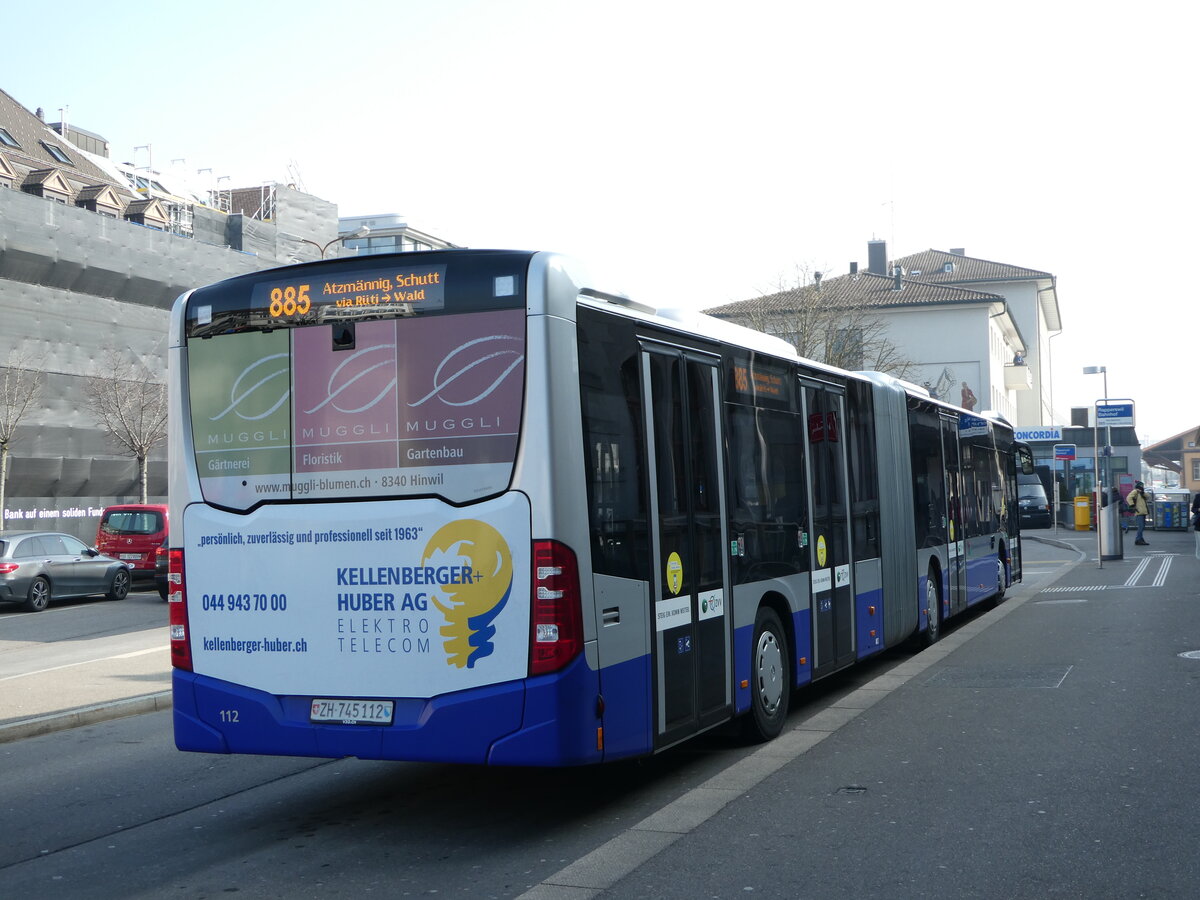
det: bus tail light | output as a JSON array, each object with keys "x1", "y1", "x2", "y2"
[
  {"x1": 167, "y1": 548, "x2": 193, "y2": 671},
  {"x1": 530, "y1": 540, "x2": 583, "y2": 676}
]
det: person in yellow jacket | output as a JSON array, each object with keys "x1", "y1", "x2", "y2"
[{"x1": 1126, "y1": 481, "x2": 1150, "y2": 545}]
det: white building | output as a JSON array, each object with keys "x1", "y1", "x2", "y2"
[{"x1": 706, "y1": 241, "x2": 1061, "y2": 428}]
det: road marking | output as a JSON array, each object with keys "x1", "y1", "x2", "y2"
[
  {"x1": 0, "y1": 645, "x2": 167, "y2": 682},
  {"x1": 1039, "y1": 555, "x2": 1178, "y2": 594}
]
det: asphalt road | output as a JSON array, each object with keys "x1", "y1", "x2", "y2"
[{"x1": 1, "y1": 532, "x2": 1196, "y2": 899}]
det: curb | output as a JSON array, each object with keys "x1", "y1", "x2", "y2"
[
  {"x1": 1023, "y1": 531, "x2": 1089, "y2": 554},
  {"x1": 0, "y1": 691, "x2": 173, "y2": 745}
]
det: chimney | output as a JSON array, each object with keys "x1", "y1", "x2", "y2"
[
  {"x1": 892, "y1": 264, "x2": 903, "y2": 291},
  {"x1": 813, "y1": 271, "x2": 822, "y2": 288},
  {"x1": 849, "y1": 261, "x2": 858, "y2": 276},
  {"x1": 950, "y1": 248, "x2": 965, "y2": 256},
  {"x1": 867, "y1": 240, "x2": 887, "y2": 275},
  {"x1": 35, "y1": 107, "x2": 45, "y2": 121}
]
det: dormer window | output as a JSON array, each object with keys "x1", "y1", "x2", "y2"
[
  {"x1": 942, "y1": 262, "x2": 955, "y2": 273},
  {"x1": 0, "y1": 127, "x2": 20, "y2": 149},
  {"x1": 42, "y1": 141, "x2": 73, "y2": 165}
]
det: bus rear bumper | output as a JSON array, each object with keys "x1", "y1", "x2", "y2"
[{"x1": 172, "y1": 654, "x2": 605, "y2": 766}]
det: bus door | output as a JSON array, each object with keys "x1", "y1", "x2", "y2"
[
  {"x1": 803, "y1": 381, "x2": 855, "y2": 676},
  {"x1": 641, "y1": 344, "x2": 732, "y2": 748},
  {"x1": 941, "y1": 414, "x2": 967, "y2": 614}
]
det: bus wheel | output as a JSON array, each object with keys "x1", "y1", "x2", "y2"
[
  {"x1": 743, "y1": 607, "x2": 790, "y2": 742},
  {"x1": 923, "y1": 573, "x2": 941, "y2": 646},
  {"x1": 991, "y1": 557, "x2": 1007, "y2": 606}
]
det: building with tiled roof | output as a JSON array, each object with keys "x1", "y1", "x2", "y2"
[
  {"x1": 893, "y1": 246, "x2": 1061, "y2": 428},
  {"x1": 1141, "y1": 426, "x2": 1200, "y2": 492},
  {"x1": 700, "y1": 241, "x2": 1060, "y2": 427},
  {"x1": 0, "y1": 87, "x2": 340, "y2": 537},
  {"x1": 1, "y1": 85, "x2": 460, "y2": 537},
  {"x1": 707, "y1": 240, "x2": 1039, "y2": 424}
]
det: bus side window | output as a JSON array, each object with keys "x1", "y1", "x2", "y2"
[
  {"x1": 727, "y1": 404, "x2": 806, "y2": 582},
  {"x1": 579, "y1": 319, "x2": 649, "y2": 582}
]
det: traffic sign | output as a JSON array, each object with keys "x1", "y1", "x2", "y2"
[{"x1": 1054, "y1": 443, "x2": 1076, "y2": 460}]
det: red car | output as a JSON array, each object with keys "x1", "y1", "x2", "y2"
[{"x1": 95, "y1": 505, "x2": 168, "y2": 582}]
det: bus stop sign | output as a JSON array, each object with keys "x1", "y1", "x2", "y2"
[
  {"x1": 1054, "y1": 443, "x2": 1076, "y2": 460},
  {"x1": 1096, "y1": 401, "x2": 1135, "y2": 427}
]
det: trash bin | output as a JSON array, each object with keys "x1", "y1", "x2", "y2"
[
  {"x1": 1099, "y1": 501, "x2": 1123, "y2": 561},
  {"x1": 1074, "y1": 496, "x2": 1092, "y2": 531}
]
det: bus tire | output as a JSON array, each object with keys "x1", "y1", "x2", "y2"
[
  {"x1": 743, "y1": 607, "x2": 789, "y2": 742},
  {"x1": 25, "y1": 576, "x2": 51, "y2": 612},
  {"x1": 990, "y1": 556, "x2": 1007, "y2": 608},
  {"x1": 923, "y1": 570, "x2": 941, "y2": 646}
]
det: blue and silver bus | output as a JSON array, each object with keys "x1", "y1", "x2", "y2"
[{"x1": 167, "y1": 249, "x2": 1030, "y2": 765}]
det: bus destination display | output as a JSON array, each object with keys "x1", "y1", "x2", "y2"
[{"x1": 253, "y1": 265, "x2": 447, "y2": 321}]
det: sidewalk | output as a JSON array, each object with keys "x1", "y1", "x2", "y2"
[{"x1": 0, "y1": 638, "x2": 171, "y2": 744}]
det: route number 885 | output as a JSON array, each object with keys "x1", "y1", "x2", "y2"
[{"x1": 269, "y1": 284, "x2": 311, "y2": 317}]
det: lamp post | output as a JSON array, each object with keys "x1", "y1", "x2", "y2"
[
  {"x1": 1083, "y1": 365, "x2": 1109, "y2": 569},
  {"x1": 1083, "y1": 365, "x2": 1110, "y2": 486},
  {"x1": 295, "y1": 225, "x2": 370, "y2": 259}
]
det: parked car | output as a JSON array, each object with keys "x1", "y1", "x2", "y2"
[
  {"x1": 1018, "y1": 478, "x2": 1052, "y2": 529},
  {"x1": 155, "y1": 537, "x2": 169, "y2": 600},
  {"x1": 0, "y1": 530, "x2": 131, "y2": 612},
  {"x1": 95, "y1": 504, "x2": 168, "y2": 582}
]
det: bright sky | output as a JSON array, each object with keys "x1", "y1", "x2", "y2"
[{"x1": 5, "y1": 0, "x2": 1195, "y2": 444}]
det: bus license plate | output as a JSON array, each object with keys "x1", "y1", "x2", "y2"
[{"x1": 309, "y1": 698, "x2": 395, "y2": 725}]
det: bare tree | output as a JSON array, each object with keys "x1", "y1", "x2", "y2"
[
  {"x1": 729, "y1": 268, "x2": 914, "y2": 380},
  {"x1": 84, "y1": 350, "x2": 168, "y2": 503},
  {"x1": 0, "y1": 346, "x2": 47, "y2": 527}
]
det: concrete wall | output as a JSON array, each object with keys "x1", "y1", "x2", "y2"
[{"x1": 0, "y1": 186, "x2": 320, "y2": 539}]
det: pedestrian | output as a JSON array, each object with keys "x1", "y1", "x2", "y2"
[
  {"x1": 1127, "y1": 481, "x2": 1150, "y2": 545},
  {"x1": 1192, "y1": 490, "x2": 1200, "y2": 531}
]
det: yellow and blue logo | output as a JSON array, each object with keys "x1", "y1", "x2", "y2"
[{"x1": 424, "y1": 520, "x2": 513, "y2": 669}]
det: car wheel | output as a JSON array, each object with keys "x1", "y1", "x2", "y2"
[
  {"x1": 742, "y1": 607, "x2": 790, "y2": 742},
  {"x1": 106, "y1": 568, "x2": 131, "y2": 601},
  {"x1": 25, "y1": 576, "x2": 51, "y2": 612},
  {"x1": 158, "y1": 582, "x2": 168, "y2": 601}
]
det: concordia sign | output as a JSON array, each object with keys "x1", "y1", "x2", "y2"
[{"x1": 1015, "y1": 426, "x2": 1063, "y2": 442}]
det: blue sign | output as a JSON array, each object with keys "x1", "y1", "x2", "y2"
[
  {"x1": 1096, "y1": 402, "x2": 1135, "y2": 427},
  {"x1": 1054, "y1": 443, "x2": 1076, "y2": 460},
  {"x1": 958, "y1": 413, "x2": 989, "y2": 438}
]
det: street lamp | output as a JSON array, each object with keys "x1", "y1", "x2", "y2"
[
  {"x1": 1083, "y1": 365, "x2": 1110, "y2": 486},
  {"x1": 295, "y1": 225, "x2": 370, "y2": 259},
  {"x1": 1083, "y1": 365, "x2": 1109, "y2": 568}
]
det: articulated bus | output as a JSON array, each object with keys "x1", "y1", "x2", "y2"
[{"x1": 167, "y1": 249, "x2": 1032, "y2": 766}]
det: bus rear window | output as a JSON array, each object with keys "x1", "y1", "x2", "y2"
[{"x1": 187, "y1": 309, "x2": 527, "y2": 509}]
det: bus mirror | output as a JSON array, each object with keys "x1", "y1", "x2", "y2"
[{"x1": 1018, "y1": 446, "x2": 1035, "y2": 475}]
